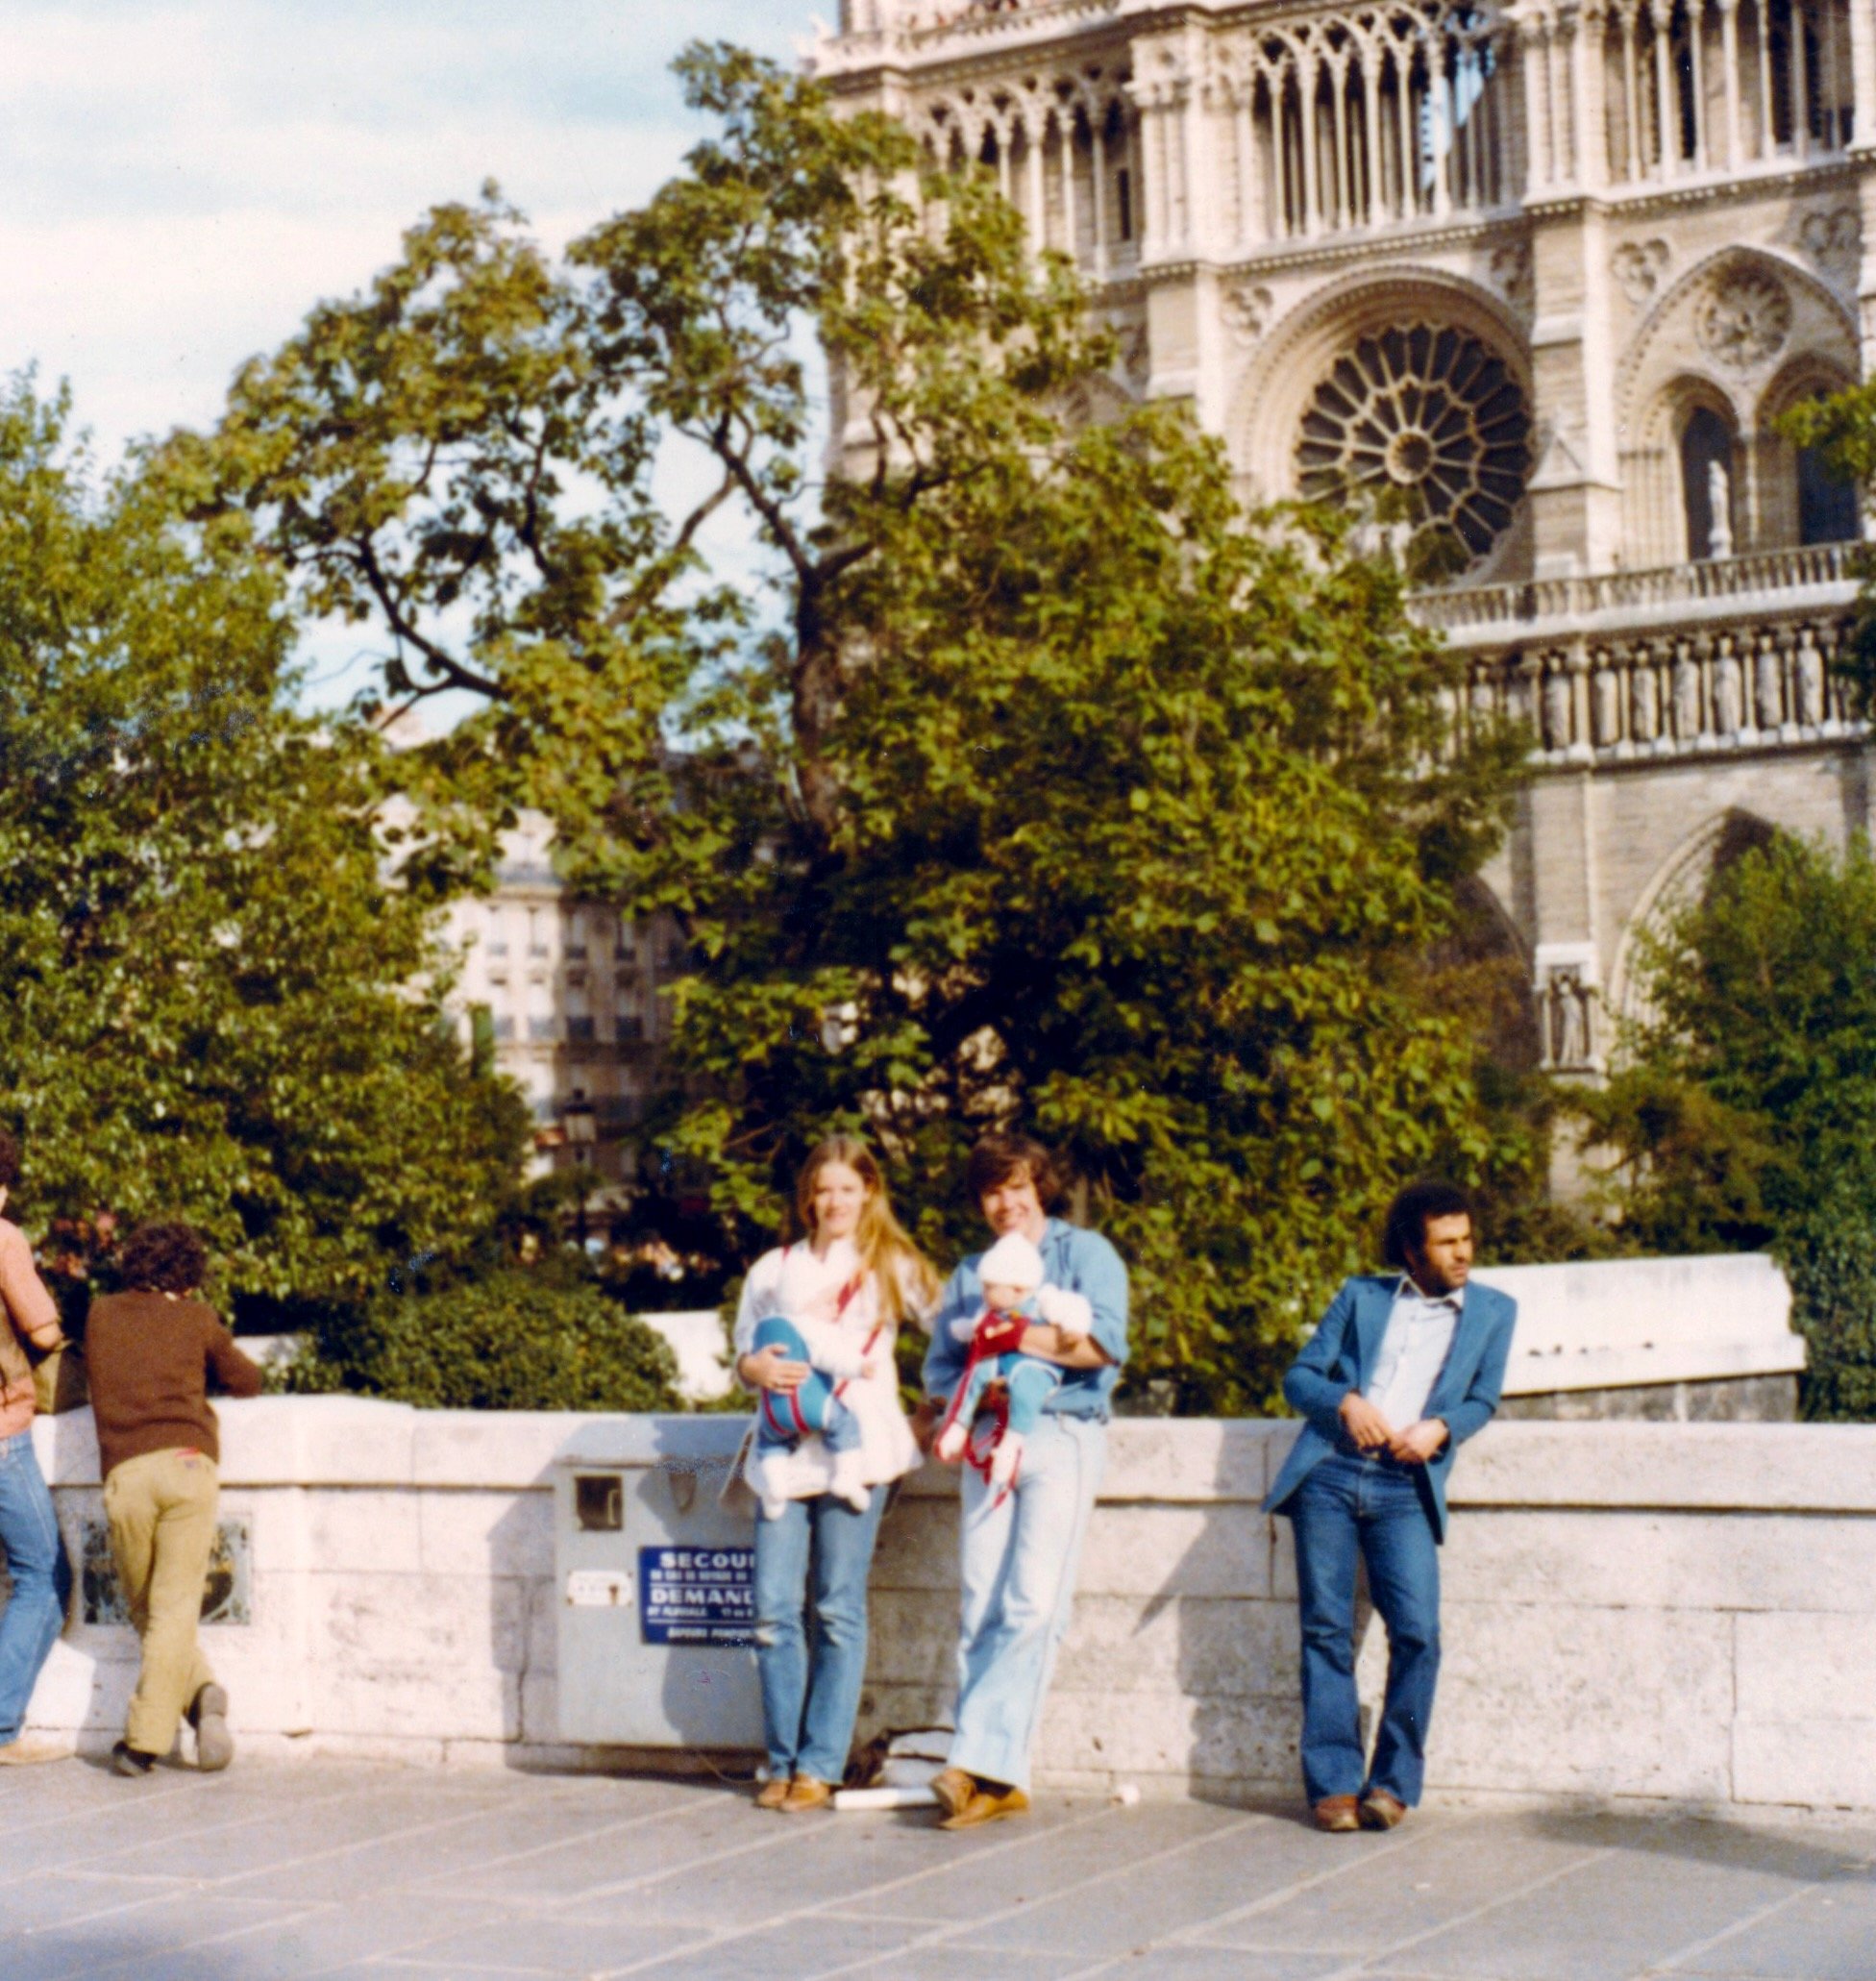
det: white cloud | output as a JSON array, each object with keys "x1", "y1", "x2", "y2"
[{"x1": 0, "y1": 0, "x2": 807, "y2": 457}]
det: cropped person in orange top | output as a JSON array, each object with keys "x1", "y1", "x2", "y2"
[{"x1": 0, "y1": 1127, "x2": 74, "y2": 1767}]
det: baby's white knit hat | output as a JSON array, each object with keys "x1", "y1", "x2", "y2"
[{"x1": 978, "y1": 1232, "x2": 1045, "y2": 1294}]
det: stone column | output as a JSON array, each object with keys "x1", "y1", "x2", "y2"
[
  {"x1": 1716, "y1": 0, "x2": 1741, "y2": 168},
  {"x1": 1517, "y1": 7, "x2": 1556, "y2": 193}
]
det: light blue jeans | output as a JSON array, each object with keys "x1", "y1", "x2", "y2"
[
  {"x1": 950, "y1": 1413, "x2": 1105, "y2": 1793},
  {"x1": 753, "y1": 1485, "x2": 887, "y2": 1785},
  {"x1": 0, "y1": 1427, "x2": 70, "y2": 1746}
]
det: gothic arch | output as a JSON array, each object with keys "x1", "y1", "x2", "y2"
[
  {"x1": 1617, "y1": 246, "x2": 1857, "y2": 446},
  {"x1": 1757, "y1": 353, "x2": 1861, "y2": 549},
  {"x1": 1434, "y1": 874, "x2": 1542, "y2": 1073},
  {"x1": 1617, "y1": 247, "x2": 1855, "y2": 563},
  {"x1": 1608, "y1": 808, "x2": 1779, "y2": 1037},
  {"x1": 1231, "y1": 269, "x2": 1535, "y2": 580}
]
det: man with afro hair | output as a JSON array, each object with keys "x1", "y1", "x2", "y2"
[{"x1": 85, "y1": 1222, "x2": 261, "y2": 1777}]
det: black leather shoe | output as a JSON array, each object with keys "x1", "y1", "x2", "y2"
[{"x1": 111, "y1": 1742, "x2": 157, "y2": 1778}]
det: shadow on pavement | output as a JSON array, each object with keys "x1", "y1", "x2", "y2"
[{"x1": 1523, "y1": 1804, "x2": 1876, "y2": 1881}]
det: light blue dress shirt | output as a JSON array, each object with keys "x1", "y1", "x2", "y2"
[{"x1": 1364, "y1": 1276, "x2": 1463, "y2": 1429}]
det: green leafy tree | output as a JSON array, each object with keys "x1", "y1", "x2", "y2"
[
  {"x1": 171, "y1": 44, "x2": 1523, "y2": 1408},
  {"x1": 1578, "y1": 834, "x2": 1876, "y2": 1415},
  {"x1": 0, "y1": 377, "x2": 528, "y2": 1319},
  {"x1": 288, "y1": 1269, "x2": 681, "y2": 1411}
]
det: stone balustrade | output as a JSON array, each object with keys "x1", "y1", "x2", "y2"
[
  {"x1": 1461, "y1": 613, "x2": 1859, "y2": 763},
  {"x1": 1413, "y1": 541, "x2": 1859, "y2": 639},
  {"x1": 20, "y1": 1399, "x2": 1876, "y2": 1817}
]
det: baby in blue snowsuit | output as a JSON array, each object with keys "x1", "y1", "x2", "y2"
[
  {"x1": 931, "y1": 1231, "x2": 1092, "y2": 1491},
  {"x1": 747, "y1": 1240, "x2": 884, "y2": 1520}
]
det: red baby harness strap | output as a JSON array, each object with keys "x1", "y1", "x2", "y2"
[
  {"x1": 758, "y1": 1253, "x2": 871, "y2": 1442},
  {"x1": 933, "y1": 1306, "x2": 1027, "y2": 1483}
]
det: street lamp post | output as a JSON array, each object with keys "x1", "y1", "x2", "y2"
[{"x1": 562, "y1": 1092, "x2": 598, "y2": 1249}]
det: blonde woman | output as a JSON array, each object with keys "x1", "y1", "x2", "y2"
[{"x1": 733, "y1": 1136, "x2": 937, "y2": 1813}]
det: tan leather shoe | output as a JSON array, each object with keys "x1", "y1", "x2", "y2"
[
  {"x1": 930, "y1": 1766, "x2": 975, "y2": 1819},
  {"x1": 939, "y1": 1784, "x2": 1030, "y2": 1829},
  {"x1": 1358, "y1": 1789, "x2": 1408, "y2": 1830},
  {"x1": 779, "y1": 1775, "x2": 834, "y2": 1813},
  {"x1": 1313, "y1": 1795, "x2": 1361, "y2": 1832},
  {"x1": 754, "y1": 1774, "x2": 792, "y2": 1810},
  {"x1": 0, "y1": 1737, "x2": 68, "y2": 1767}
]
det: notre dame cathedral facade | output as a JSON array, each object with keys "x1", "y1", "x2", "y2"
[{"x1": 815, "y1": 0, "x2": 1875, "y2": 1077}]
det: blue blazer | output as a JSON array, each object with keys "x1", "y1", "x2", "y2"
[{"x1": 1262, "y1": 1274, "x2": 1518, "y2": 1543}]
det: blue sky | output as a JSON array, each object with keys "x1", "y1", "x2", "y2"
[
  {"x1": 0, "y1": 1, "x2": 818, "y2": 709},
  {"x1": 0, "y1": 0, "x2": 809, "y2": 463}
]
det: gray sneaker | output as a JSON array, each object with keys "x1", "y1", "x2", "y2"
[{"x1": 188, "y1": 1684, "x2": 234, "y2": 1772}]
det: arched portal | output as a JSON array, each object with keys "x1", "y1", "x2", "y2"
[{"x1": 1608, "y1": 809, "x2": 1780, "y2": 1042}]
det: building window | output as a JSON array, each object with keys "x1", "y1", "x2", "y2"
[
  {"x1": 1295, "y1": 323, "x2": 1532, "y2": 575},
  {"x1": 566, "y1": 1016, "x2": 596, "y2": 1044},
  {"x1": 566, "y1": 909, "x2": 588, "y2": 960},
  {"x1": 1680, "y1": 407, "x2": 1736, "y2": 561},
  {"x1": 1116, "y1": 166, "x2": 1132, "y2": 242},
  {"x1": 492, "y1": 1015, "x2": 515, "y2": 1043},
  {"x1": 528, "y1": 1016, "x2": 557, "y2": 1042},
  {"x1": 617, "y1": 1014, "x2": 645, "y2": 1043},
  {"x1": 528, "y1": 906, "x2": 549, "y2": 958},
  {"x1": 1798, "y1": 442, "x2": 1859, "y2": 545}
]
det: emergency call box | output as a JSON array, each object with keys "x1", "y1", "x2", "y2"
[{"x1": 552, "y1": 1418, "x2": 763, "y2": 1749}]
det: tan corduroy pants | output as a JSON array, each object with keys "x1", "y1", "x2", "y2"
[{"x1": 103, "y1": 1447, "x2": 218, "y2": 1757}]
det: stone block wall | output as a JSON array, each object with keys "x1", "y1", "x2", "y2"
[{"x1": 22, "y1": 1402, "x2": 1876, "y2": 1816}]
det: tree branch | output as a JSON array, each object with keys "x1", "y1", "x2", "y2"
[{"x1": 353, "y1": 535, "x2": 506, "y2": 702}]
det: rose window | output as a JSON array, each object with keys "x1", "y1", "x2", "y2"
[{"x1": 1296, "y1": 324, "x2": 1532, "y2": 570}]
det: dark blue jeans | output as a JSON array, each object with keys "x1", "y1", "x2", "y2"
[
  {"x1": 1287, "y1": 1449, "x2": 1441, "y2": 1807},
  {"x1": 0, "y1": 1427, "x2": 71, "y2": 1746}
]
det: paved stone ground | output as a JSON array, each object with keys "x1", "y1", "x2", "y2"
[{"x1": 4, "y1": 1760, "x2": 1876, "y2": 1980}]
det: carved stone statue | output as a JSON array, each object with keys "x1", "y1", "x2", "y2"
[
  {"x1": 1672, "y1": 643, "x2": 1703, "y2": 739},
  {"x1": 1795, "y1": 628, "x2": 1827, "y2": 727},
  {"x1": 1712, "y1": 636, "x2": 1743, "y2": 734},
  {"x1": 1707, "y1": 457, "x2": 1734, "y2": 559},
  {"x1": 1546, "y1": 968, "x2": 1593, "y2": 1070},
  {"x1": 1631, "y1": 650, "x2": 1660, "y2": 742},
  {"x1": 1592, "y1": 656, "x2": 1621, "y2": 747},
  {"x1": 1543, "y1": 662, "x2": 1573, "y2": 751},
  {"x1": 1755, "y1": 631, "x2": 1784, "y2": 730}
]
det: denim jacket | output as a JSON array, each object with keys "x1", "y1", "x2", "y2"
[{"x1": 924, "y1": 1218, "x2": 1129, "y2": 1421}]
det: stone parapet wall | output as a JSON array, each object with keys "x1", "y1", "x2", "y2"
[{"x1": 23, "y1": 1403, "x2": 1876, "y2": 1816}]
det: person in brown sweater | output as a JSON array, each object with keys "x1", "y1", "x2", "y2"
[{"x1": 85, "y1": 1222, "x2": 262, "y2": 1777}]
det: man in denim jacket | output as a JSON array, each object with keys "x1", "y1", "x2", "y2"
[{"x1": 1265, "y1": 1180, "x2": 1516, "y2": 1833}]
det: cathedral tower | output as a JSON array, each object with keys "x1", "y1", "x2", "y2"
[{"x1": 815, "y1": 0, "x2": 1876, "y2": 1075}]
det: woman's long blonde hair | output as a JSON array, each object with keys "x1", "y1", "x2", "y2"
[{"x1": 794, "y1": 1134, "x2": 939, "y2": 1327}]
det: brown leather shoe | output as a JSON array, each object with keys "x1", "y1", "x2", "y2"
[
  {"x1": 0, "y1": 1737, "x2": 68, "y2": 1767},
  {"x1": 1313, "y1": 1795, "x2": 1362, "y2": 1832},
  {"x1": 1359, "y1": 1789, "x2": 1408, "y2": 1830},
  {"x1": 779, "y1": 1775, "x2": 834, "y2": 1813},
  {"x1": 754, "y1": 1774, "x2": 791, "y2": 1811},
  {"x1": 930, "y1": 1767, "x2": 975, "y2": 1819},
  {"x1": 939, "y1": 1784, "x2": 1030, "y2": 1829}
]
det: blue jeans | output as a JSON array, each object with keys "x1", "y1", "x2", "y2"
[
  {"x1": 1288, "y1": 1449, "x2": 1441, "y2": 1807},
  {"x1": 0, "y1": 1428, "x2": 70, "y2": 1746},
  {"x1": 753, "y1": 1484, "x2": 887, "y2": 1784},
  {"x1": 951, "y1": 1413, "x2": 1104, "y2": 1794}
]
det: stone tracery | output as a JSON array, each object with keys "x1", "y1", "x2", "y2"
[{"x1": 1296, "y1": 322, "x2": 1533, "y2": 565}]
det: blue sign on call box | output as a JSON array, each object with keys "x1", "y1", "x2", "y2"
[{"x1": 638, "y1": 1546, "x2": 755, "y2": 1647}]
